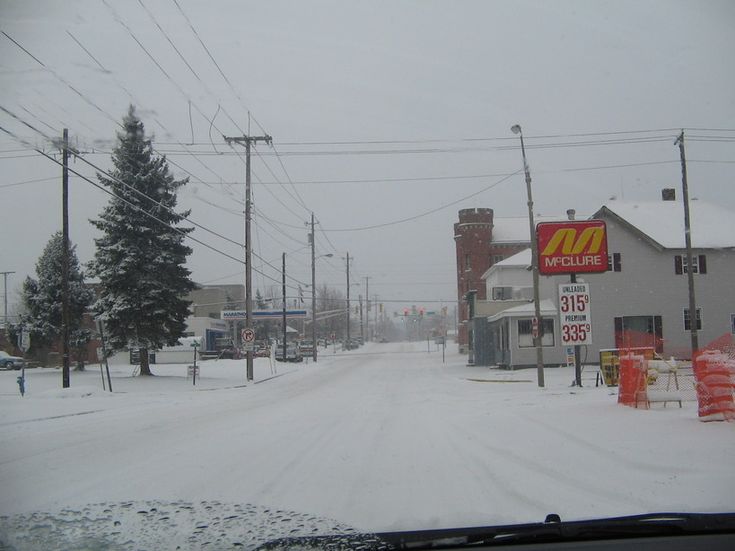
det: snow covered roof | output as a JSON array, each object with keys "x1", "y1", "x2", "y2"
[
  {"x1": 494, "y1": 248, "x2": 532, "y2": 267},
  {"x1": 596, "y1": 201, "x2": 735, "y2": 249},
  {"x1": 487, "y1": 299, "x2": 557, "y2": 322}
]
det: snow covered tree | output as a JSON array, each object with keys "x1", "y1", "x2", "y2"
[
  {"x1": 88, "y1": 106, "x2": 195, "y2": 376},
  {"x1": 21, "y1": 232, "x2": 94, "y2": 362}
]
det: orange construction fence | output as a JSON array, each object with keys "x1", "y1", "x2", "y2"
[
  {"x1": 618, "y1": 352, "x2": 648, "y2": 408},
  {"x1": 693, "y1": 335, "x2": 735, "y2": 422}
]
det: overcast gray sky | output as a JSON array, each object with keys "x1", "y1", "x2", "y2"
[{"x1": 1, "y1": 0, "x2": 734, "y2": 317}]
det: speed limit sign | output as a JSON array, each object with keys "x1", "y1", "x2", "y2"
[
  {"x1": 242, "y1": 328, "x2": 255, "y2": 342},
  {"x1": 558, "y1": 283, "x2": 592, "y2": 345}
]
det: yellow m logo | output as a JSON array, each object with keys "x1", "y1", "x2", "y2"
[{"x1": 541, "y1": 227, "x2": 605, "y2": 255}]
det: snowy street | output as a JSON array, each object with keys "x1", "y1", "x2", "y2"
[{"x1": 1, "y1": 341, "x2": 734, "y2": 534}]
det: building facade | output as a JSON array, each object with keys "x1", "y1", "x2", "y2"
[
  {"x1": 472, "y1": 199, "x2": 735, "y2": 368},
  {"x1": 453, "y1": 208, "x2": 562, "y2": 353}
]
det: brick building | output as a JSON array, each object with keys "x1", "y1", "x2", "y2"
[
  {"x1": 454, "y1": 208, "x2": 530, "y2": 353},
  {"x1": 454, "y1": 208, "x2": 565, "y2": 353}
]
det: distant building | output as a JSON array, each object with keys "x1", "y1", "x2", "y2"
[
  {"x1": 188, "y1": 284, "x2": 245, "y2": 318},
  {"x1": 471, "y1": 198, "x2": 735, "y2": 367},
  {"x1": 453, "y1": 208, "x2": 560, "y2": 354}
]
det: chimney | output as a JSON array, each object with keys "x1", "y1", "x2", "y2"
[
  {"x1": 566, "y1": 209, "x2": 576, "y2": 220},
  {"x1": 662, "y1": 188, "x2": 676, "y2": 201}
]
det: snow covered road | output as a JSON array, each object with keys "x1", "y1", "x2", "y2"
[{"x1": 1, "y1": 341, "x2": 733, "y2": 534}]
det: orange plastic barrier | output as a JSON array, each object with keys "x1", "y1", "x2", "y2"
[
  {"x1": 693, "y1": 351, "x2": 735, "y2": 422},
  {"x1": 618, "y1": 353, "x2": 648, "y2": 408}
]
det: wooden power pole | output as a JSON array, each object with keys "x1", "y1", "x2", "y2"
[
  {"x1": 223, "y1": 133, "x2": 271, "y2": 381},
  {"x1": 61, "y1": 128, "x2": 71, "y2": 388}
]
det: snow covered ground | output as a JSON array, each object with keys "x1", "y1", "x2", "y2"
[{"x1": 0, "y1": 341, "x2": 733, "y2": 546}]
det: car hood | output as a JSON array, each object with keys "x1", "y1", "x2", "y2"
[{"x1": 0, "y1": 500, "x2": 370, "y2": 550}]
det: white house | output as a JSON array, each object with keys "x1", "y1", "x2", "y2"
[{"x1": 472, "y1": 198, "x2": 735, "y2": 368}]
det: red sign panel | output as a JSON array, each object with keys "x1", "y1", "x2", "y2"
[{"x1": 536, "y1": 220, "x2": 608, "y2": 275}]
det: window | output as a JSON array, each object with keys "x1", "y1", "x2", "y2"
[
  {"x1": 492, "y1": 254, "x2": 504, "y2": 264},
  {"x1": 674, "y1": 254, "x2": 707, "y2": 274},
  {"x1": 731, "y1": 314, "x2": 735, "y2": 334},
  {"x1": 613, "y1": 315, "x2": 663, "y2": 353},
  {"x1": 464, "y1": 253, "x2": 471, "y2": 271},
  {"x1": 607, "y1": 252, "x2": 622, "y2": 272},
  {"x1": 683, "y1": 308, "x2": 702, "y2": 331},
  {"x1": 518, "y1": 318, "x2": 555, "y2": 347},
  {"x1": 492, "y1": 286, "x2": 513, "y2": 300}
]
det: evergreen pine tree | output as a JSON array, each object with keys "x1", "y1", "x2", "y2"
[
  {"x1": 88, "y1": 106, "x2": 195, "y2": 375},
  {"x1": 21, "y1": 232, "x2": 94, "y2": 363}
]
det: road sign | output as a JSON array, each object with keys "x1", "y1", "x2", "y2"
[
  {"x1": 242, "y1": 343, "x2": 255, "y2": 352},
  {"x1": 242, "y1": 328, "x2": 255, "y2": 342},
  {"x1": 558, "y1": 283, "x2": 593, "y2": 345},
  {"x1": 537, "y1": 220, "x2": 608, "y2": 275},
  {"x1": 19, "y1": 330, "x2": 30, "y2": 352}
]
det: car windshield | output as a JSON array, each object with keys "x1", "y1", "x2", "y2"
[{"x1": 1, "y1": 1, "x2": 734, "y2": 549}]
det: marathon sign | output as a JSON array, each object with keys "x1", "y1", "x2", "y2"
[
  {"x1": 536, "y1": 220, "x2": 608, "y2": 275},
  {"x1": 221, "y1": 309, "x2": 308, "y2": 320}
]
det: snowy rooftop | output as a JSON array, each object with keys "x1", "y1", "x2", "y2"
[
  {"x1": 494, "y1": 248, "x2": 532, "y2": 267},
  {"x1": 487, "y1": 299, "x2": 557, "y2": 322},
  {"x1": 597, "y1": 200, "x2": 735, "y2": 249}
]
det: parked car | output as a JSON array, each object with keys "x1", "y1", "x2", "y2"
[
  {"x1": 254, "y1": 343, "x2": 270, "y2": 358},
  {"x1": 275, "y1": 343, "x2": 302, "y2": 362},
  {"x1": 0, "y1": 350, "x2": 24, "y2": 370},
  {"x1": 342, "y1": 339, "x2": 360, "y2": 350}
]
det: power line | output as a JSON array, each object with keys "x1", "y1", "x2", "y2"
[
  {"x1": 0, "y1": 175, "x2": 58, "y2": 189},
  {"x1": 229, "y1": 141, "x2": 307, "y2": 220},
  {"x1": 170, "y1": 0, "x2": 270, "y2": 137},
  {"x1": 0, "y1": 153, "x2": 41, "y2": 160},
  {"x1": 0, "y1": 123, "x2": 247, "y2": 266},
  {"x1": 2, "y1": 31, "x2": 119, "y2": 127},
  {"x1": 0, "y1": 111, "x2": 295, "y2": 290},
  {"x1": 0, "y1": 103, "x2": 247, "y2": 252},
  {"x1": 136, "y1": 0, "x2": 248, "y2": 137},
  {"x1": 251, "y1": 146, "x2": 311, "y2": 214},
  {"x1": 319, "y1": 169, "x2": 521, "y2": 232},
  {"x1": 8, "y1": 27, "x2": 238, "y2": 208}
]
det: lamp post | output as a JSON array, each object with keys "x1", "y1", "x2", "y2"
[
  {"x1": 511, "y1": 124, "x2": 545, "y2": 388},
  {"x1": 311, "y1": 249, "x2": 333, "y2": 362}
]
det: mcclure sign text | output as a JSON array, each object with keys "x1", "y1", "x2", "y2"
[{"x1": 536, "y1": 220, "x2": 608, "y2": 275}]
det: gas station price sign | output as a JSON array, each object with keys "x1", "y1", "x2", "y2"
[{"x1": 558, "y1": 283, "x2": 593, "y2": 345}]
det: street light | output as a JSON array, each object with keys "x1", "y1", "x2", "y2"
[
  {"x1": 311, "y1": 251, "x2": 333, "y2": 362},
  {"x1": 512, "y1": 124, "x2": 545, "y2": 388}
]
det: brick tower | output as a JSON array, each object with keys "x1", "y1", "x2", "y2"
[{"x1": 454, "y1": 208, "x2": 494, "y2": 353}]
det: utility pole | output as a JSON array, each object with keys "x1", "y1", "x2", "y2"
[
  {"x1": 512, "y1": 124, "x2": 544, "y2": 388},
  {"x1": 310, "y1": 213, "x2": 318, "y2": 362},
  {"x1": 359, "y1": 294, "x2": 364, "y2": 342},
  {"x1": 61, "y1": 128, "x2": 71, "y2": 389},
  {"x1": 1, "y1": 271, "x2": 14, "y2": 327},
  {"x1": 675, "y1": 130, "x2": 699, "y2": 355},
  {"x1": 364, "y1": 276, "x2": 371, "y2": 341},
  {"x1": 223, "y1": 133, "x2": 272, "y2": 381},
  {"x1": 373, "y1": 294, "x2": 378, "y2": 339},
  {"x1": 282, "y1": 252, "x2": 287, "y2": 362},
  {"x1": 346, "y1": 252, "x2": 351, "y2": 344}
]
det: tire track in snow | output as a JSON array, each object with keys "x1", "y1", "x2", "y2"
[
  {"x1": 442, "y1": 415, "x2": 655, "y2": 512},
  {"x1": 516, "y1": 411, "x2": 696, "y2": 474}
]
